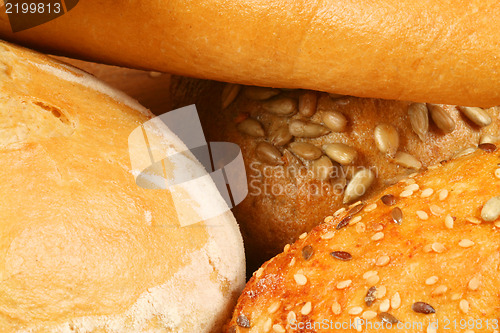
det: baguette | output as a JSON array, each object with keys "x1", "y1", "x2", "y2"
[
  {"x1": 226, "y1": 143, "x2": 500, "y2": 332},
  {"x1": 0, "y1": 1, "x2": 499, "y2": 106}
]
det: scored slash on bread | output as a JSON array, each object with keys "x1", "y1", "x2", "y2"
[{"x1": 226, "y1": 143, "x2": 500, "y2": 333}]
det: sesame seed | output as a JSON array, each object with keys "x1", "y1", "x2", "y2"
[
  {"x1": 391, "y1": 292, "x2": 401, "y2": 309},
  {"x1": 481, "y1": 196, "x2": 500, "y2": 222},
  {"x1": 451, "y1": 293, "x2": 462, "y2": 301},
  {"x1": 373, "y1": 223, "x2": 384, "y2": 231},
  {"x1": 495, "y1": 221, "x2": 500, "y2": 228},
  {"x1": 464, "y1": 330, "x2": 475, "y2": 333},
  {"x1": 430, "y1": 204, "x2": 445, "y2": 216},
  {"x1": 459, "y1": 239, "x2": 475, "y2": 248},
  {"x1": 375, "y1": 285, "x2": 387, "y2": 299},
  {"x1": 362, "y1": 310, "x2": 377, "y2": 320},
  {"x1": 495, "y1": 168, "x2": 500, "y2": 179},
  {"x1": 438, "y1": 189, "x2": 449, "y2": 200},
  {"x1": 431, "y1": 242, "x2": 446, "y2": 253},
  {"x1": 348, "y1": 306, "x2": 363, "y2": 315},
  {"x1": 428, "y1": 164, "x2": 440, "y2": 170},
  {"x1": 255, "y1": 267, "x2": 264, "y2": 278},
  {"x1": 263, "y1": 318, "x2": 272, "y2": 332},
  {"x1": 445, "y1": 214, "x2": 454, "y2": 229},
  {"x1": 376, "y1": 255, "x2": 391, "y2": 266},
  {"x1": 287, "y1": 311, "x2": 296, "y2": 323},
  {"x1": 349, "y1": 216, "x2": 362, "y2": 225},
  {"x1": 294, "y1": 273, "x2": 307, "y2": 285},
  {"x1": 423, "y1": 244, "x2": 433, "y2": 253},
  {"x1": 272, "y1": 324, "x2": 285, "y2": 333},
  {"x1": 405, "y1": 184, "x2": 420, "y2": 192},
  {"x1": 333, "y1": 207, "x2": 346, "y2": 217},
  {"x1": 466, "y1": 217, "x2": 482, "y2": 225},
  {"x1": 425, "y1": 276, "x2": 439, "y2": 285},
  {"x1": 365, "y1": 203, "x2": 378, "y2": 212},
  {"x1": 354, "y1": 317, "x2": 363, "y2": 332},
  {"x1": 299, "y1": 232, "x2": 307, "y2": 239},
  {"x1": 289, "y1": 257, "x2": 296, "y2": 266},
  {"x1": 356, "y1": 222, "x2": 366, "y2": 233},
  {"x1": 331, "y1": 301, "x2": 342, "y2": 315},
  {"x1": 268, "y1": 301, "x2": 281, "y2": 314},
  {"x1": 431, "y1": 285, "x2": 448, "y2": 296},
  {"x1": 349, "y1": 200, "x2": 363, "y2": 209},
  {"x1": 337, "y1": 280, "x2": 352, "y2": 289},
  {"x1": 324, "y1": 216, "x2": 334, "y2": 223},
  {"x1": 321, "y1": 231, "x2": 335, "y2": 240},
  {"x1": 409, "y1": 172, "x2": 418, "y2": 178},
  {"x1": 400, "y1": 190, "x2": 414, "y2": 197},
  {"x1": 421, "y1": 188, "x2": 434, "y2": 198},
  {"x1": 366, "y1": 274, "x2": 380, "y2": 285},
  {"x1": 468, "y1": 277, "x2": 480, "y2": 291},
  {"x1": 284, "y1": 244, "x2": 291, "y2": 252},
  {"x1": 416, "y1": 210, "x2": 429, "y2": 220},
  {"x1": 371, "y1": 232, "x2": 384, "y2": 241},
  {"x1": 363, "y1": 270, "x2": 378, "y2": 279},
  {"x1": 379, "y1": 299, "x2": 390, "y2": 312},
  {"x1": 459, "y1": 299, "x2": 470, "y2": 313},
  {"x1": 301, "y1": 302, "x2": 312, "y2": 315}
]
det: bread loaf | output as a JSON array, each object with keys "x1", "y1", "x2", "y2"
[
  {"x1": 0, "y1": 1, "x2": 499, "y2": 106},
  {"x1": 226, "y1": 143, "x2": 500, "y2": 332},
  {"x1": 0, "y1": 40, "x2": 245, "y2": 332},
  {"x1": 178, "y1": 80, "x2": 500, "y2": 270}
]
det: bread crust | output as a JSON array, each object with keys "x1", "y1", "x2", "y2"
[
  {"x1": 0, "y1": 1, "x2": 499, "y2": 106},
  {"x1": 180, "y1": 80, "x2": 500, "y2": 270},
  {"x1": 226, "y1": 145, "x2": 500, "y2": 333},
  {"x1": 0, "y1": 41, "x2": 245, "y2": 332}
]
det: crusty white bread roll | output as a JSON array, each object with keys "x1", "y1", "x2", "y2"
[
  {"x1": 226, "y1": 143, "x2": 500, "y2": 332},
  {"x1": 0, "y1": 40, "x2": 245, "y2": 332},
  {"x1": 0, "y1": 1, "x2": 499, "y2": 107}
]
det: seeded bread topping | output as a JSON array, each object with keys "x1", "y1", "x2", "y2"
[{"x1": 226, "y1": 145, "x2": 500, "y2": 333}]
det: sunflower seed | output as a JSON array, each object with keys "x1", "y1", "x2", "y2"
[
  {"x1": 479, "y1": 134, "x2": 499, "y2": 144},
  {"x1": 255, "y1": 142, "x2": 283, "y2": 165},
  {"x1": 365, "y1": 286, "x2": 377, "y2": 306},
  {"x1": 289, "y1": 120, "x2": 330, "y2": 137},
  {"x1": 268, "y1": 125, "x2": 293, "y2": 146},
  {"x1": 262, "y1": 97, "x2": 297, "y2": 116},
  {"x1": 454, "y1": 147, "x2": 477, "y2": 158},
  {"x1": 221, "y1": 83, "x2": 241, "y2": 109},
  {"x1": 289, "y1": 142, "x2": 322, "y2": 160},
  {"x1": 481, "y1": 196, "x2": 500, "y2": 221},
  {"x1": 412, "y1": 302, "x2": 435, "y2": 314},
  {"x1": 302, "y1": 245, "x2": 314, "y2": 260},
  {"x1": 322, "y1": 111, "x2": 348, "y2": 132},
  {"x1": 428, "y1": 104, "x2": 455, "y2": 133},
  {"x1": 323, "y1": 143, "x2": 357, "y2": 165},
  {"x1": 374, "y1": 124, "x2": 399, "y2": 157},
  {"x1": 330, "y1": 251, "x2": 353, "y2": 261},
  {"x1": 393, "y1": 151, "x2": 422, "y2": 170},
  {"x1": 343, "y1": 168, "x2": 375, "y2": 204},
  {"x1": 378, "y1": 312, "x2": 399, "y2": 324},
  {"x1": 299, "y1": 91, "x2": 318, "y2": 117},
  {"x1": 457, "y1": 106, "x2": 492, "y2": 127},
  {"x1": 244, "y1": 86, "x2": 280, "y2": 100},
  {"x1": 237, "y1": 118, "x2": 265, "y2": 137},
  {"x1": 408, "y1": 103, "x2": 429, "y2": 141},
  {"x1": 311, "y1": 156, "x2": 334, "y2": 181},
  {"x1": 236, "y1": 314, "x2": 251, "y2": 328}
]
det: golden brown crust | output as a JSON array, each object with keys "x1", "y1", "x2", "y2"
[
  {"x1": 181, "y1": 80, "x2": 500, "y2": 270},
  {"x1": 0, "y1": 41, "x2": 245, "y2": 332},
  {"x1": 227, "y1": 145, "x2": 500, "y2": 333},
  {"x1": 0, "y1": 1, "x2": 499, "y2": 106}
]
